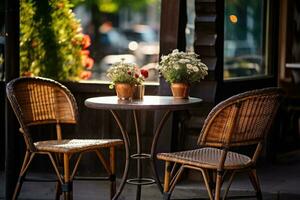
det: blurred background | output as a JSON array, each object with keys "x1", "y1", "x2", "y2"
[{"x1": 72, "y1": 0, "x2": 161, "y2": 82}]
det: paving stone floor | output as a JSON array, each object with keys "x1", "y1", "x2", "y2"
[{"x1": 1, "y1": 150, "x2": 300, "y2": 200}]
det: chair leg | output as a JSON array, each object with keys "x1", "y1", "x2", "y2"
[
  {"x1": 214, "y1": 171, "x2": 223, "y2": 200},
  {"x1": 55, "y1": 181, "x2": 62, "y2": 200},
  {"x1": 201, "y1": 169, "x2": 214, "y2": 200},
  {"x1": 53, "y1": 153, "x2": 63, "y2": 200},
  {"x1": 163, "y1": 161, "x2": 171, "y2": 200},
  {"x1": 222, "y1": 171, "x2": 236, "y2": 200},
  {"x1": 248, "y1": 169, "x2": 262, "y2": 200},
  {"x1": 169, "y1": 165, "x2": 185, "y2": 194},
  {"x1": 163, "y1": 192, "x2": 171, "y2": 200},
  {"x1": 12, "y1": 151, "x2": 34, "y2": 200},
  {"x1": 207, "y1": 169, "x2": 216, "y2": 193},
  {"x1": 110, "y1": 146, "x2": 116, "y2": 200},
  {"x1": 63, "y1": 154, "x2": 73, "y2": 200}
]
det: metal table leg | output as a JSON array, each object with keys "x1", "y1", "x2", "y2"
[
  {"x1": 133, "y1": 110, "x2": 142, "y2": 200},
  {"x1": 110, "y1": 110, "x2": 130, "y2": 200},
  {"x1": 150, "y1": 110, "x2": 172, "y2": 194},
  {"x1": 111, "y1": 109, "x2": 172, "y2": 199}
]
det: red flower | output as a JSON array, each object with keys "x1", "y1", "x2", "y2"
[
  {"x1": 81, "y1": 50, "x2": 90, "y2": 56},
  {"x1": 82, "y1": 34, "x2": 91, "y2": 49},
  {"x1": 135, "y1": 74, "x2": 139, "y2": 78},
  {"x1": 81, "y1": 50, "x2": 94, "y2": 69},
  {"x1": 127, "y1": 71, "x2": 132, "y2": 75},
  {"x1": 140, "y1": 69, "x2": 148, "y2": 78},
  {"x1": 85, "y1": 57, "x2": 94, "y2": 69},
  {"x1": 80, "y1": 71, "x2": 92, "y2": 80}
]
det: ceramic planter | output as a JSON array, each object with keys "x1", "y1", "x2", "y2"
[
  {"x1": 171, "y1": 83, "x2": 190, "y2": 99},
  {"x1": 115, "y1": 83, "x2": 135, "y2": 100}
]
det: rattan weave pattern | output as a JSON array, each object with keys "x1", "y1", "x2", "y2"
[
  {"x1": 6, "y1": 77, "x2": 81, "y2": 152},
  {"x1": 34, "y1": 139, "x2": 123, "y2": 153},
  {"x1": 157, "y1": 87, "x2": 282, "y2": 200},
  {"x1": 198, "y1": 88, "x2": 282, "y2": 147},
  {"x1": 9, "y1": 77, "x2": 77, "y2": 126},
  {"x1": 157, "y1": 147, "x2": 252, "y2": 170},
  {"x1": 6, "y1": 77, "x2": 123, "y2": 200}
]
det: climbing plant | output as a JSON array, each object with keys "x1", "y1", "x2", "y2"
[{"x1": 20, "y1": 0, "x2": 93, "y2": 80}]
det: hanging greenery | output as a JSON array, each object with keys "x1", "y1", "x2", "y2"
[
  {"x1": 71, "y1": 0, "x2": 156, "y2": 13},
  {"x1": 20, "y1": 0, "x2": 94, "y2": 80}
]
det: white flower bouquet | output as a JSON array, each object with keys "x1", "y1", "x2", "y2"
[
  {"x1": 158, "y1": 49, "x2": 208, "y2": 84},
  {"x1": 107, "y1": 59, "x2": 148, "y2": 89}
]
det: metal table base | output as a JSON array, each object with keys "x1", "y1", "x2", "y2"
[{"x1": 110, "y1": 110, "x2": 171, "y2": 200}]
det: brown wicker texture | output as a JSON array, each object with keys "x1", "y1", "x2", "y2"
[
  {"x1": 157, "y1": 87, "x2": 282, "y2": 200},
  {"x1": 13, "y1": 78, "x2": 77, "y2": 126},
  {"x1": 6, "y1": 77, "x2": 123, "y2": 200},
  {"x1": 198, "y1": 88, "x2": 282, "y2": 147},
  {"x1": 157, "y1": 147, "x2": 252, "y2": 170},
  {"x1": 35, "y1": 139, "x2": 123, "y2": 153}
]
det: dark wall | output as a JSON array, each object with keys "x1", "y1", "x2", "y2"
[
  {"x1": 0, "y1": 0, "x2": 5, "y2": 172},
  {"x1": 279, "y1": 0, "x2": 300, "y2": 153},
  {"x1": 0, "y1": 81, "x2": 5, "y2": 171},
  {"x1": 286, "y1": 0, "x2": 300, "y2": 63},
  {"x1": 4, "y1": 0, "x2": 20, "y2": 197}
]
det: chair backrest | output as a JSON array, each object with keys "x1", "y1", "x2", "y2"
[
  {"x1": 6, "y1": 77, "x2": 78, "y2": 151},
  {"x1": 198, "y1": 88, "x2": 282, "y2": 148}
]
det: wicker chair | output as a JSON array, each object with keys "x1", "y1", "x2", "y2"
[
  {"x1": 157, "y1": 88, "x2": 282, "y2": 200},
  {"x1": 6, "y1": 77, "x2": 123, "y2": 200}
]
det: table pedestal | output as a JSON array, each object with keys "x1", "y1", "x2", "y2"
[
  {"x1": 84, "y1": 96, "x2": 202, "y2": 199},
  {"x1": 110, "y1": 110, "x2": 171, "y2": 200}
]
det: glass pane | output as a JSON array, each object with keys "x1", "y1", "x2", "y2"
[
  {"x1": 19, "y1": 0, "x2": 160, "y2": 82},
  {"x1": 74, "y1": 1, "x2": 161, "y2": 83},
  {"x1": 224, "y1": 0, "x2": 267, "y2": 79},
  {"x1": 186, "y1": 0, "x2": 195, "y2": 52}
]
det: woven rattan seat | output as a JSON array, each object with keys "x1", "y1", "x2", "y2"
[
  {"x1": 6, "y1": 77, "x2": 123, "y2": 200},
  {"x1": 35, "y1": 139, "x2": 123, "y2": 153},
  {"x1": 157, "y1": 147, "x2": 252, "y2": 170},
  {"x1": 157, "y1": 88, "x2": 282, "y2": 200}
]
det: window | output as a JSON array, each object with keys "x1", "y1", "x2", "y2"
[
  {"x1": 186, "y1": 0, "x2": 195, "y2": 52},
  {"x1": 74, "y1": 1, "x2": 161, "y2": 83},
  {"x1": 224, "y1": 0, "x2": 269, "y2": 79},
  {"x1": 19, "y1": 0, "x2": 161, "y2": 83}
]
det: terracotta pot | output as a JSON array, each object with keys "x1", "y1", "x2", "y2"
[
  {"x1": 115, "y1": 83, "x2": 135, "y2": 100},
  {"x1": 171, "y1": 83, "x2": 190, "y2": 99},
  {"x1": 132, "y1": 84, "x2": 145, "y2": 100}
]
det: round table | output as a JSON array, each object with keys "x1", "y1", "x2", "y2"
[{"x1": 85, "y1": 96, "x2": 202, "y2": 200}]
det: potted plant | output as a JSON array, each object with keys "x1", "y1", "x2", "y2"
[
  {"x1": 158, "y1": 49, "x2": 208, "y2": 98},
  {"x1": 107, "y1": 59, "x2": 148, "y2": 100},
  {"x1": 132, "y1": 68, "x2": 148, "y2": 100}
]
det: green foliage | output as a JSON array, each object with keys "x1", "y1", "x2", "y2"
[
  {"x1": 20, "y1": 0, "x2": 85, "y2": 80},
  {"x1": 71, "y1": 0, "x2": 156, "y2": 13},
  {"x1": 113, "y1": 0, "x2": 155, "y2": 11}
]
